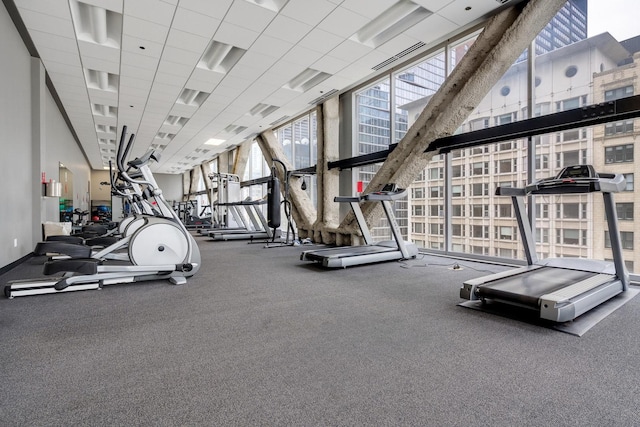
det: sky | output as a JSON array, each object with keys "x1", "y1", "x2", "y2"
[{"x1": 588, "y1": 0, "x2": 639, "y2": 41}]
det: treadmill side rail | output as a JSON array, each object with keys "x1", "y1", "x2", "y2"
[{"x1": 539, "y1": 275, "x2": 622, "y2": 322}]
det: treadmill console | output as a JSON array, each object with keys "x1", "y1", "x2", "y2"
[
  {"x1": 556, "y1": 164, "x2": 596, "y2": 179},
  {"x1": 528, "y1": 164, "x2": 604, "y2": 194},
  {"x1": 365, "y1": 183, "x2": 407, "y2": 200}
]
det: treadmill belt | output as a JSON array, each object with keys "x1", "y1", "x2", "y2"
[
  {"x1": 304, "y1": 245, "x2": 396, "y2": 262},
  {"x1": 477, "y1": 267, "x2": 597, "y2": 307}
]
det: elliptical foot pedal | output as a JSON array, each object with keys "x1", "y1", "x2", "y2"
[{"x1": 43, "y1": 258, "x2": 101, "y2": 276}]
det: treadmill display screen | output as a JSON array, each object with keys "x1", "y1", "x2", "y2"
[{"x1": 557, "y1": 165, "x2": 594, "y2": 179}]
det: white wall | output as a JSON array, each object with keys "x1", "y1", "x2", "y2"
[
  {"x1": 154, "y1": 173, "x2": 183, "y2": 204},
  {"x1": 0, "y1": 4, "x2": 34, "y2": 266},
  {"x1": 0, "y1": 3, "x2": 91, "y2": 269},
  {"x1": 45, "y1": 91, "x2": 91, "y2": 220}
]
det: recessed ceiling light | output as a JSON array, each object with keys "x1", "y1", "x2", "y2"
[
  {"x1": 205, "y1": 138, "x2": 226, "y2": 146},
  {"x1": 465, "y1": 6, "x2": 472, "y2": 11},
  {"x1": 139, "y1": 46, "x2": 146, "y2": 50},
  {"x1": 129, "y1": 105, "x2": 134, "y2": 107}
]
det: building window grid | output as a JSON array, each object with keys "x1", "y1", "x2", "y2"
[{"x1": 351, "y1": 3, "x2": 637, "y2": 270}]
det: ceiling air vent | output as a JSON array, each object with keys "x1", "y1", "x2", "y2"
[
  {"x1": 351, "y1": 0, "x2": 431, "y2": 48},
  {"x1": 284, "y1": 68, "x2": 332, "y2": 93},
  {"x1": 178, "y1": 89, "x2": 210, "y2": 107},
  {"x1": 96, "y1": 124, "x2": 116, "y2": 134},
  {"x1": 269, "y1": 115, "x2": 290, "y2": 126},
  {"x1": 164, "y1": 115, "x2": 189, "y2": 127},
  {"x1": 69, "y1": 0, "x2": 122, "y2": 48},
  {"x1": 155, "y1": 132, "x2": 176, "y2": 141},
  {"x1": 372, "y1": 41, "x2": 426, "y2": 70},
  {"x1": 495, "y1": 0, "x2": 510, "y2": 4},
  {"x1": 85, "y1": 69, "x2": 118, "y2": 91},
  {"x1": 309, "y1": 89, "x2": 339, "y2": 105},
  {"x1": 199, "y1": 40, "x2": 246, "y2": 74},
  {"x1": 243, "y1": 0, "x2": 287, "y2": 12},
  {"x1": 249, "y1": 103, "x2": 280, "y2": 118},
  {"x1": 224, "y1": 125, "x2": 248, "y2": 135},
  {"x1": 92, "y1": 104, "x2": 117, "y2": 117}
]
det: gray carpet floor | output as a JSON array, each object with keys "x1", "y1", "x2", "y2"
[{"x1": 2, "y1": 236, "x2": 640, "y2": 426}]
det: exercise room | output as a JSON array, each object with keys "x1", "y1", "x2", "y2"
[{"x1": 2, "y1": 0, "x2": 640, "y2": 425}]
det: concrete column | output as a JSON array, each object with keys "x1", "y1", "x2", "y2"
[
  {"x1": 314, "y1": 97, "x2": 341, "y2": 244},
  {"x1": 339, "y1": 0, "x2": 567, "y2": 232},
  {"x1": 255, "y1": 131, "x2": 316, "y2": 237},
  {"x1": 231, "y1": 140, "x2": 251, "y2": 178}
]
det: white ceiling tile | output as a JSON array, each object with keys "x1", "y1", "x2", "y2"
[
  {"x1": 81, "y1": 56, "x2": 120, "y2": 74},
  {"x1": 169, "y1": 104, "x2": 198, "y2": 117},
  {"x1": 18, "y1": 9, "x2": 75, "y2": 39},
  {"x1": 437, "y1": 0, "x2": 498, "y2": 26},
  {"x1": 317, "y1": 6, "x2": 370, "y2": 38},
  {"x1": 29, "y1": 30, "x2": 78, "y2": 54},
  {"x1": 226, "y1": 62, "x2": 267, "y2": 82},
  {"x1": 212, "y1": 21, "x2": 260, "y2": 50},
  {"x1": 280, "y1": 45, "x2": 325, "y2": 67},
  {"x1": 224, "y1": 1, "x2": 277, "y2": 31},
  {"x1": 156, "y1": 60, "x2": 194, "y2": 78},
  {"x1": 14, "y1": 0, "x2": 498, "y2": 171},
  {"x1": 340, "y1": 0, "x2": 399, "y2": 19},
  {"x1": 263, "y1": 15, "x2": 312, "y2": 43},
  {"x1": 298, "y1": 28, "x2": 344, "y2": 55},
  {"x1": 165, "y1": 28, "x2": 210, "y2": 54},
  {"x1": 120, "y1": 76, "x2": 153, "y2": 92},
  {"x1": 281, "y1": 0, "x2": 338, "y2": 26},
  {"x1": 375, "y1": 34, "x2": 423, "y2": 56},
  {"x1": 178, "y1": 0, "x2": 233, "y2": 19},
  {"x1": 88, "y1": 93, "x2": 119, "y2": 105},
  {"x1": 404, "y1": 13, "x2": 458, "y2": 44},
  {"x1": 120, "y1": 64, "x2": 155, "y2": 80},
  {"x1": 153, "y1": 72, "x2": 189, "y2": 87},
  {"x1": 48, "y1": 72, "x2": 86, "y2": 86},
  {"x1": 172, "y1": 7, "x2": 221, "y2": 39},
  {"x1": 44, "y1": 61, "x2": 83, "y2": 77},
  {"x1": 263, "y1": 88, "x2": 302, "y2": 105},
  {"x1": 121, "y1": 51, "x2": 161, "y2": 71},
  {"x1": 123, "y1": 16, "x2": 171, "y2": 44},
  {"x1": 248, "y1": 35, "x2": 294, "y2": 60},
  {"x1": 312, "y1": 55, "x2": 350, "y2": 75},
  {"x1": 327, "y1": 39, "x2": 371, "y2": 62},
  {"x1": 123, "y1": 0, "x2": 176, "y2": 26},
  {"x1": 185, "y1": 75, "x2": 223, "y2": 93},
  {"x1": 16, "y1": 0, "x2": 71, "y2": 20},
  {"x1": 122, "y1": 35, "x2": 164, "y2": 58},
  {"x1": 161, "y1": 46, "x2": 202, "y2": 67},
  {"x1": 75, "y1": 0, "x2": 123, "y2": 13},
  {"x1": 39, "y1": 49, "x2": 82, "y2": 67},
  {"x1": 412, "y1": 0, "x2": 455, "y2": 12},
  {"x1": 78, "y1": 41, "x2": 120, "y2": 64}
]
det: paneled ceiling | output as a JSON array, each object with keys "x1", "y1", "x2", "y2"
[{"x1": 11, "y1": 0, "x2": 518, "y2": 173}]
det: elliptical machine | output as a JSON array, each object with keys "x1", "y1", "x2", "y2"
[{"x1": 5, "y1": 126, "x2": 201, "y2": 298}]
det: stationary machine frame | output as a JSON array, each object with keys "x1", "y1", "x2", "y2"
[
  {"x1": 460, "y1": 165, "x2": 629, "y2": 322},
  {"x1": 300, "y1": 184, "x2": 418, "y2": 268},
  {"x1": 5, "y1": 127, "x2": 201, "y2": 298}
]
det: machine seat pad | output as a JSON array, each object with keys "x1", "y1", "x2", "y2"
[
  {"x1": 46, "y1": 235, "x2": 85, "y2": 245},
  {"x1": 43, "y1": 258, "x2": 101, "y2": 275},
  {"x1": 34, "y1": 241, "x2": 92, "y2": 258},
  {"x1": 86, "y1": 236, "x2": 119, "y2": 247}
]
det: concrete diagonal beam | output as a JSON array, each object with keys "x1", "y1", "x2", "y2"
[{"x1": 338, "y1": 0, "x2": 567, "y2": 235}]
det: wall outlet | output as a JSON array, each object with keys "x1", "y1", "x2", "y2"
[{"x1": 13, "y1": 238, "x2": 17, "y2": 247}]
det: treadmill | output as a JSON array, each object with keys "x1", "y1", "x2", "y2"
[
  {"x1": 300, "y1": 184, "x2": 418, "y2": 268},
  {"x1": 460, "y1": 165, "x2": 629, "y2": 322}
]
